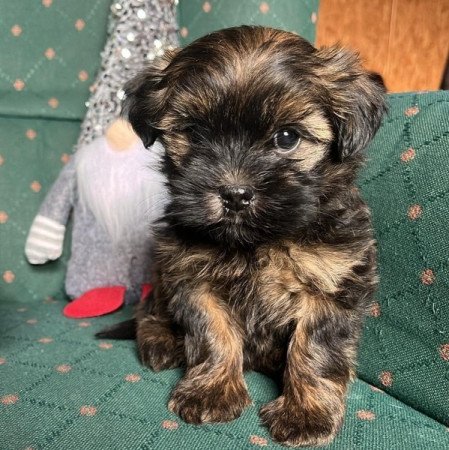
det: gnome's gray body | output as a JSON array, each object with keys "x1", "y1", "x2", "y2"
[{"x1": 25, "y1": 137, "x2": 167, "y2": 304}]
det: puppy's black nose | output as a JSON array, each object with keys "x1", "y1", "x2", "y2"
[{"x1": 219, "y1": 185, "x2": 254, "y2": 211}]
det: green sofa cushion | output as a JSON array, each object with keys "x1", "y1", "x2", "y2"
[
  {"x1": 0, "y1": 0, "x2": 110, "y2": 120},
  {"x1": 0, "y1": 0, "x2": 111, "y2": 303},
  {"x1": 0, "y1": 117, "x2": 75, "y2": 303},
  {"x1": 357, "y1": 91, "x2": 449, "y2": 426},
  {"x1": 177, "y1": 0, "x2": 319, "y2": 46},
  {"x1": 1, "y1": 299, "x2": 449, "y2": 450}
]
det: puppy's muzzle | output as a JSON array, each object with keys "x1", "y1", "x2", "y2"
[{"x1": 219, "y1": 185, "x2": 254, "y2": 212}]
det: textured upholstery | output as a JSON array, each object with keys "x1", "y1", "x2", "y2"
[
  {"x1": 1, "y1": 299, "x2": 449, "y2": 450},
  {"x1": 0, "y1": 0, "x2": 110, "y2": 304},
  {"x1": 0, "y1": 117, "x2": 75, "y2": 304},
  {"x1": 0, "y1": 0, "x2": 110, "y2": 120},
  {"x1": 177, "y1": 0, "x2": 319, "y2": 46},
  {"x1": 357, "y1": 91, "x2": 449, "y2": 426}
]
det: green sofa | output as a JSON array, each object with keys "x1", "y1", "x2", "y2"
[{"x1": 1, "y1": 1, "x2": 449, "y2": 448}]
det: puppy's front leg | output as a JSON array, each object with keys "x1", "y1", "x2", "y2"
[
  {"x1": 260, "y1": 298, "x2": 355, "y2": 447},
  {"x1": 168, "y1": 283, "x2": 251, "y2": 424}
]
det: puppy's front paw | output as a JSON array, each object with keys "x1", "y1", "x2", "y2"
[
  {"x1": 138, "y1": 334, "x2": 184, "y2": 371},
  {"x1": 168, "y1": 378, "x2": 251, "y2": 424},
  {"x1": 260, "y1": 396, "x2": 342, "y2": 447}
]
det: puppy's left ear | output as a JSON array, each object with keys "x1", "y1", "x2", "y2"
[
  {"x1": 121, "y1": 49, "x2": 179, "y2": 148},
  {"x1": 316, "y1": 47, "x2": 387, "y2": 160}
]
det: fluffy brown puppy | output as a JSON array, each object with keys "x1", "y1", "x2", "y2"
[{"x1": 99, "y1": 26, "x2": 386, "y2": 447}]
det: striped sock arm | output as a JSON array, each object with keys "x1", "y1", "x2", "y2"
[{"x1": 25, "y1": 215, "x2": 66, "y2": 264}]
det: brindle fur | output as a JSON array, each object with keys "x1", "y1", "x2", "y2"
[{"x1": 112, "y1": 26, "x2": 385, "y2": 447}]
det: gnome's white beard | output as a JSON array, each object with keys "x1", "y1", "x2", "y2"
[{"x1": 76, "y1": 137, "x2": 167, "y2": 245}]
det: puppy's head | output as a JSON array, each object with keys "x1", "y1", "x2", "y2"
[{"x1": 124, "y1": 26, "x2": 386, "y2": 246}]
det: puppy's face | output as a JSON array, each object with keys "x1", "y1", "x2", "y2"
[{"x1": 124, "y1": 27, "x2": 386, "y2": 246}]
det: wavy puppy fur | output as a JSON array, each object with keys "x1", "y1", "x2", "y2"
[{"x1": 121, "y1": 26, "x2": 385, "y2": 447}]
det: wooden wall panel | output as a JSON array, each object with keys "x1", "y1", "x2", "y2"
[
  {"x1": 387, "y1": 0, "x2": 449, "y2": 91},
  {"x1": 316, "y1": 0, "x2": 393, "y2": 78},
  {"x1": 316, "y1": 0, "x2": 449, "y2": 92}
]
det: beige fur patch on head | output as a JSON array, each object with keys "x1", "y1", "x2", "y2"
[
  {"x1": 302, "y1": 112, "x2": 333, "y2": 143},
  {"x1": 287, "y1": 112, "x2": 333, "y2": 171}
]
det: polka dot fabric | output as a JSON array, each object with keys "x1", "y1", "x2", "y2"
[
  {"x1": 0, "y1": 0, "x2": 110, "y2": 305},
  {"x1": 357, "y1": 91, "x2": 449, "y2": 426},
  {"x1": 0, "y1": 0, "x2": 110, "y2": 120},
  {"x1": 177, "y1": 0, "x2": 319, "y2": 46},
  {"x1": 1, "y1": 300, "x2": 448, "y2": 449},
  {"x1": 0, "y1": 117, "x2": 78, "y2": 304}
]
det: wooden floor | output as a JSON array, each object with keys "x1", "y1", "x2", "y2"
[{"x1": 316, "y1": 0, "x2": 449, "y2": 92}]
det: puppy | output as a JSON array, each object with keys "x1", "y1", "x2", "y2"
[{"x1": 99, "y1": 26, "x2": 386, "y2": 447}]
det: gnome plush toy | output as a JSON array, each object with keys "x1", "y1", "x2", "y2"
[
  {"x1": 25, "y1": 120, "x2": 167, "y2": 317},
  {"x1": 24, "y1": 0, "x2": 177, "y2": 318}
]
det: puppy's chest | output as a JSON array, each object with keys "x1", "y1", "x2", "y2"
[
  {"x1": 244, "y1": 242, "x2": 363, "y2": 328},
  {"x1": 159, "y1": 239, "x2": 361, "y2": 323}
]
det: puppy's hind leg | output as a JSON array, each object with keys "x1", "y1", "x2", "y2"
[{"x1": 136, "y1": 291, "x2": 185, "y2": 371}]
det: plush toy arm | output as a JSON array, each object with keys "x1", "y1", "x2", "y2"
[
  {"x1": 25, "y1": 215, "x2": 66, "y2": 264},
  {"x1": 25, "y1": 157, "x2": 76, "y2": 265}
]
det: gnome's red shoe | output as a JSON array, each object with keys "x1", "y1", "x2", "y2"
[{"x1": 63, "y1": 286, "x2": 126, "y2": 319}]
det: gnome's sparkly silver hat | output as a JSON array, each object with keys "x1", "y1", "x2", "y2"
[{"x1": 77, "y1": 0, "x2": 178, "y2": 148}]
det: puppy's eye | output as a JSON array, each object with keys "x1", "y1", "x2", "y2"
[{"x1": 273, "y1": 128, "x2": 301, "y2": 152}]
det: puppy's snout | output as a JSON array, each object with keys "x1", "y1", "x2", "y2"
[{"x1": 219, "y1": 185, "x2": 254, "y2": 211}]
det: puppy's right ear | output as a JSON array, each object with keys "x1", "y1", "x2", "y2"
[
  {"x1": 122, "y1": 50, "x2": 178, "y2": 148},
  {"x1": 315, "y1": 46, "x2": 387, "y2": 160}
]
